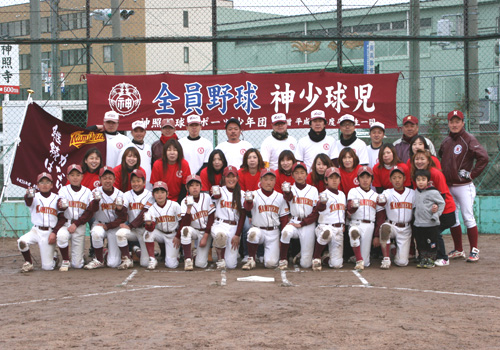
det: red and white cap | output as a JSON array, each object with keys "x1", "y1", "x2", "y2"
[
  {"x1": 186, "y1": 174, "x2": 202, "y2": 185},
  {"x1": 260, "y1": 168, "x2": 276, "y2": 178},
  {"x1": 447, "y1": 110, "x2": 464, "y2": 121},
  {"x1": 131, "y1": 120, "x2": 146, "y2": 130},
  {"x1": 357, "y1": 165, "x2": 374, "y2": 177},
  {"x1": 271, "y1": 113, "x2": 287, "y2": 125},
  {"x1": 338, "y1": 114, "x2": 355, "y2": 124},
  {"x1": 291, "y1": 161, "x2": 307, "y2": 173},
  {"x1": 390, "y1": 166, "x2": 405, "y2": 176},
  {"x1": 37, "y1": 172, "x2": 53, "y2": 183},
  {"x1": 67, "y1": 164, "x2": 83, "y2": 175},
  {"x1": 130, "y1": 169, "x2": 146, "y2": 179},
  {"x1": 370, "y1": 121, "x2": 385, "y2": 131},
  {"x1": 153, "y1": 181, "x2": 168, "y2": 191},
  {"x1": 310, "y1": 110, "x2": 326, "y2": 121},
  {"x1": 325, "y1": 167, "x2": 341, "y2": 178},
  {"x1": 223, "y1": 166, "x2": 238, "y2": 177},
  {"x1": 103, "y1": 110, "x2": 119, "y2": 122},
  {"x1": 99, "y1": 166, "x2": 115, "y2": 177},
  {"x1": 187, "y1": 114, "x2": 202, "y2": 125},
  {"x1": 161, "y1": 118, "x2": 176, "y2": 129},
  {"x1": 402, "y1": 115, "x2": 419, "y2": 125}
]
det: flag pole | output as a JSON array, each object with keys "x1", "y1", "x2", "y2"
[{"x1": 0, "y1": 89, "x2": 35, "y2": 205}]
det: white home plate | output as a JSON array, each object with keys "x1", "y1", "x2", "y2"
[{"x1": 237, "y1": 276, "x2": 275, "y2": 282}]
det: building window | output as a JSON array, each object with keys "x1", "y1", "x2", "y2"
[
  {"x1": 103, "y1": 46, "x2": 114, "y2": 62},
  {"x1": 392, "y1": 21, "x2": 406, "y2": 30},
  {"x1": 183, "y1": 11, "x2": 189, "y2": 28},
  {"x1": 42, "y1": 51, "x2": 51, "y2": 68},
  {"x1": 19, "y1": 54, "x2": 31, "y2": 70},
  {"x1": 60, "y1": 48, "x2": 92, "y2": 66},
  {"x1": 184, "y1": 47, "x2": 189, "y2": 63}
]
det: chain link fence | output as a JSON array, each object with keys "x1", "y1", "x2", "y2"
[{"x1": 1, "y1": 0, "x2": 500, "y2": 198}]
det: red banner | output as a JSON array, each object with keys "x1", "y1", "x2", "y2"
[
  {"x1": 87, "y1": 71, "x2": 399, "y2": 131},
  {"x1": 10, "y1": 103, "x2": 107, "y2": 192}
]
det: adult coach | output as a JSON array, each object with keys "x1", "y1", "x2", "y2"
[
  {"x1": 179, "y1": 114, "x2": 213, "y2": 175},
  {"x1": 332, "y1": 114, "x2": 369, "y2": 166},
  {"x1": 260, "y1": 113, "x2": 297, "y2": 170},
  {"x1": 367, "y1": 122, "x2": 385, "y2": 168},
  {"x1": 295, "y1": 109, "x2": 336, "y2": 171},
  {"x1": 215, "y1": 118, "x2": 253, "y2": 168},
  {"x1": 394, "y1": 115, "x2": 436, "y2": 163},
  {"x1": 152, "y1": 118, "x2": 178, "y2": 166},
  {"x1": 439, "y1": 110, "x2": 489, "y2": 262}
]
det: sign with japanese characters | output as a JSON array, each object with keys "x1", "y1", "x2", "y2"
[
  {"x1": 87, "y1": 71, "x2": 399, "y2": 130},
  {"x1": 0, "y1": 44, "x2": 20, "y2": 95},
  {"x1": 10, "y1": 103, "x2": 107, "y2": 192}
]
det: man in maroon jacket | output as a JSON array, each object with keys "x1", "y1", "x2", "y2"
[{"x1": 439, "y1": 110, "x2": 489, "y2": 262}]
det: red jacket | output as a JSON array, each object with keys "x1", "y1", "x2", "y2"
[{"x1": 438, "y1": 128, "x2": 489, "y2": 186}]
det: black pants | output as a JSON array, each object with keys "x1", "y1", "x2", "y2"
[
  {"x1": 413, "y1": 225, "x2": 440, "y2": 260},
  {"x1": 436, "y1": 211, "x2": 456, "y2": 260}
]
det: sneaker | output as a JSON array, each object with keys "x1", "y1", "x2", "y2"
[
  {"x1": 21, "y1": 261, "x2": 33, "y2": 273},
  {"x1": 434, "y1": 259, "x2": 449, "y2": 267},
  {"x1": 312, "y1": 258, "x2": 322, "y2": 271},
  {"x1": 242, "y1": 257, "x2": 256, "y2": 270},
  {"x1": 241, "y1": 255, "x2": 249, "y2": 263},
  {"x1": 84, "y1": 258, "x2": 105, "y2": 270},
  {"x1": 466, "y1": 247, "x2": 480, "y2": 262},
  {"x1": 422, "y1": 258, "x2": 435, "y2": 269},
  {"x1": 258, "y1": 256, "x2": 264, "y2": 264},
  {"x1": 321, "y1": 252, "x2": 330, "y2": 266},
  {"x1": 147, "y1": 257, "x2": 158, "y2": 270},
  {"x1": 380, "y1": 257, "x2": 391, "y2": 269},
  {"x1": 416, "y1": 259, "x2": 424, "y2": 268},
  {"x1": 118, "y1": 256, "x2": 133, "y2": 270},
  {"x1": 132, "y1": 246, "x2": 141, "y2": 262},
  {"x1": 448, "y1": 250, "x2": 466, "y2": 259},
  {"x1": 53, "y1": 250, "x2": 60, "y2": 269},
  {"x1": 355, "y1": 260, "x2": 364, "y2": 271},
  {"x1": 59, "y1": 260, "x2": 70, "y2": 272},
  {"x1": 292, "y1": 253, "x2": 301, "y2": 265},
  {"x1": 216, "y1": 259, "x2": 226, "y2": 270},
  {"x1": 184, "y1": 258, "x2": 193, "y2": 271},
  {"x1": 278, "y1": 259, "x2": 288, "y2": 270}
]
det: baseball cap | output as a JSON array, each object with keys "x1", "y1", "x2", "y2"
[
  {"x1": 370, "y1": 121, "x2": 385, "y2": 132},
  {"x1": 187, "y1": 114, "x2": 202, "y2": 125},
  {"x1": 447, "y1": 110, "x2": 464, "y2": 121},
  {"x1": 260, "y1": 168, "x2": 276, "y2": 178},
  {"x1": 103, "y1": 111, "x2": 119, "y2": 122},
  {"x1": 225, "y1": 117, "x2": 241, "y2": 128},
  {"x1": 325, "y1": 167, "x2": 341, "y2": 178},
  {"x1": 37, "y1": 172, "x2": 53, "y2": 183},
  {"x1": 291, "y1": 161, "x2": 307, "y2": 173},
  {"x1": 310, "y1": 110, "x2": 326, "y2": 121},
  {"x1": 99, "y1": 166, "x2": 115, "y2": 177},
  {"x1": 338, "y1": 114, "x2": 356, "y2": 125},
  {"x1": 186, "y1": 174, "x2": 202, "y2": 185},
  {"x1": 67, "y1": 164, "x2": 83, "y2": 175},
  {"x1": 357, "y1": 165, "x2": 374, "y2": 177},
  {"x1": 130, "y1": 169, "x2": 145, "y2": 180},
  {"x1": 390, "y1": 166, "x2": 405, "y2": 177},
  {"x1": 402, "y1": 115, "x2": 419, "y2": 125},
  {"x1": 223, "y1": 166, "x2": 238, "y2": 177},
  {"x1": 131, "y1": 120, "x2": 146, "y2": 130},
  {"x1": 153, "y1": 181, "x2": 168, "y2": 191},
  {"x1": 161, "y1": 118, "x2": 175, "y2": 129},
  {"x1": 271, "y1": 113, "x2": 287, "y2": 125}
]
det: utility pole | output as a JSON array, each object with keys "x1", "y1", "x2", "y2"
[
  {"x1": 111, "y1": 0, "x2": 124, "y2": 75},
  {"x1": 336, "y1": 0, "x2": 343, "y2": 73},
  {"x1": 86, "y1": 0, "x2": 91, "y2": 75},
  {"x1": 409, "y1": 0, "x2": 420, "y2": 118},
  {"x1": 30, "y1": 0, "x2": 42, "y2": 100},
  {"x1": 464, "y1": 0, "x2": 479, "y2": 132},
  {"x1": 50, "y1": 0, "x2": 60, "y2": 100},
  {"x1": 212, "y1": 0, "x2": 218, "y2": 146}
]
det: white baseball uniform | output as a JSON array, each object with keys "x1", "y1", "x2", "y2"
[
  {"x1": 106, "y1": 132, "x2": 131, "y2": 168},
  {"x1": 295, "y1": 134, "x2": 337, "y2": 172},
  {"x1": 316, "y1": 189, "x2": 346, "y2": 268},
  {"x1": 145, "y1": 200, "x2": 182, "y2": 269},
  {"x1": 179, "y1": 136, "x2": 213, "y2": 175},
  {"x1": 332, "y1": 138, "x2": 370, "y2": 165},
  {"x1": 180, "y1": 193, "x2": 216, "y2": 268},
  {"x1": 216, "y1": 140, "x2": 253, "y2": 168},
  {"x1": 281, "y1": 184, "x2": 319, "y2": 268},
  {"x1": 347, "y1": 187, "x2": 378, "y2": 267},
  {"x1": 247, "y1": 189, "x2": 289, "y2": 268},
  {"x1": 377, "y1": 188, "x2": 415, "y2": 266},
  {"x1": 260, "y1": 135, "x2": 297, "y2": 170},
  {"x1": 56, "y1": 184, "x2": 93, "y2": 268},
  {"x1": 118, "y1": 142, "x2": 153, "y2": 190},
  {"x1": 18, "y1": 192, "x2": 60, "y2": 270}
]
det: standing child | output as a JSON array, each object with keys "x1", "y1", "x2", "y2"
[
  {"x1": 17, "y1": 172, "x2": 62, "y2": 272},
  {"x1": 143, "y1": 181, "x2": 182, "y2": 270},
  {"x1": 279, "y1": 161, "x2": 319, "y2": 269},
  {"x1": 375, "y1": 166, "x2": 415, "y2": 269},
  {"x1": 274, "y1": 150, "x2": 296, "y2": 193},
  {"x1": 412, "y1": 169, "x2": 445, "y2": 268},
  {"x1": 311, "y1": 167, "x2": 345, "y2": 271},
  {"x1": 56, "y1": 164, "x2": 95, "y2": 271},
  {"x1": 178, "y1": 175, "x2": 216, "y2": 270}
]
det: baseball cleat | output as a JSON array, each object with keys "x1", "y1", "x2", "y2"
[
  {"x1": 147, "y1": 257, "x2": 158, "y2": 270},
  {"x1": 216, "y1": 259, "x2": 226, "y2": 270},
  {"x1": 355, "y1": 260, "x2": 364, "y2": 271},
  {"x1": 466, "y1": 247, "x2": 480, "y2": 262},
  {"x1": 84, "y1": 258, "x2": 105, "y2": 270},
  {"x1": 380, "y1": 257, "x2": 391, "y2": 269},
  {"x1": 434, "y1": 259, "x2": 449, "y2": 267},
  {"x1": 242, "y1": 257, "x2": 256, "y2": 270},
  {"x1": 118, "y1": 256, "x2": 133, "y2": 270},
  {"x1": 292, "y1": 253, "x2": 301, "y2": 265},
  {"x1": 312, "y1": 258, "x2": 322, "y2": 271},
  {"x1": 278, "y1": 259, "x2": 288, "y2": 270},
  {"x1": 59, "y1": 260, "x2": 71, "y2": 272},
  {"x1": 448, "y1": 250, "x2": 466, "y2": 259},
  {"x1": 184, "y1": 258, "x2": 193, "y2": 271},
  {"x1": 350, "y1": 227, "x2": 360, "y2": 240},
  {"x1": 21, "y1": 262, "x2": 34, "y2": 273}
]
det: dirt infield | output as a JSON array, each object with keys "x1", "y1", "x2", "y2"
[{"x1": 1, "y1": 234, "x2": 500, "y2": 350}]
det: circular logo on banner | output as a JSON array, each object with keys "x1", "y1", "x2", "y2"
[
  {"x1": 240, "y1": 149, "x2": 246, "y2": 155},
  {"x1": 290, "y1": 144, "x2": 295, "y2": 150},
  {"x1": 116, "y1": 142, "x2": 123, "y2": 149},
  {"x1": 108, "y1": 82, "x2": 142, "y2": 116},
  {"x1": 198, "y1": 147, "x2": 204, "y2": 154},
  {"x1": 176, "y1": 170, "x2": 183, "y2": 178},
  {"x1": 354, "y1": 178, "x2": 360, "y2": 186},
  {"x1": 323, "y1": 144, "x2": 329, "y2": 150},
  {"x1": 454, "y1": 145, "x2": 462, "y2": 155}
]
